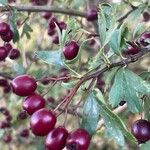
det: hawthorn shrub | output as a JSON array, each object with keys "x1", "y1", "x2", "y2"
[{"x1": 0, "y1": 0, "x2": 150, "y2": 150}]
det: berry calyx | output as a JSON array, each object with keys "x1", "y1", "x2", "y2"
[
  {"x1": 45, "y1": 126, "x2": 68, "y2": 150},
  {"x1": 0, "y1": 22, "x2": 10, "y2": 36},
  {"x1": 139, "y1": 32, "x2": 150, "y2": 47},
  {"x1": 23, "y1": 93, "x2": 45, "y2": 115},
  {"x1": 0, "y1": 46, "x2": 8, "y2": 61},
  {"x1": 1, "y1": 30, "x2": 13, "y2": 42},
  {"x1": 30, "y1": 108, "x2": 56, "y2": 136},
  {"x1": 9, "y1": 48, "x2": 20, "y2": 60},
  {"x1": 66, "y1": 128, "x2": 91, "y2": 150},
  {"x1": 11, "y1": 75, "x2": 37, "y2": 96},
  {"x1": 63, "y1": 41, "x2": 79, "y2": 60},
  {"x1": 131, "y1": 119, "x2": 150, "y2": 143},
  {"x1": 86, "y1": 8, "x2": 98, "y2": 21}
]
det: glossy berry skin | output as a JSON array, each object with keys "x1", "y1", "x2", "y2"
[
  {"x1": 63, "y1": 41, "x2": 79, "y2": 60},
  {"x1": 23, "y1": 93, "x2": 45, "y2": 115},
  {"x1": 42, "y1": 12, "x2": 52, "y2": 20},
  {"x1": 125, "y1": 46, "x2": 139, "y2": 55},
  {"x1": 131, "y1": 119, "x2": 150, "y2": 143},
  {"x1": 45, "y1": 126, "x2": 68, "y2": 150},
  {"x1": 66, "y1": 128, "x2": 91, "y2": 150},
  {"x1": 11, "y1": 75, "x2": 37, "y2": 96},
  {"x1": 139, "y1": 32, "x2": 150, "y2": 47},
  {"x1": 30, "y1": 108, "x2": 56, "y2": 136},
  {"x1": 86, "y1": 8, "x2": 98, "y2": 21},
  {"x1": 9, "y1": 48, "x2": 20, "y2": 60},
  {"x1": 0, "y1": 46, "x2": 8, "y2": 61},
  {"x1": 4, "y1": 43, "x2": 12, "y2": 54},
  {"x1": 1, "y1": 30, "x2": 13, "y2": 42},
  {"x1": 0, "y1": 22, "x2": 10, "y2": 36}
]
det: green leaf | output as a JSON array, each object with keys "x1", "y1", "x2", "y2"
[
  {"x1": 109, "y1": 68, "x2": 150, "y2": 113},
  {"x1": 0, "y1": 0, "x2": 7, "y2": 5},
  {"x1": 140, "y1": 141, "x2": 150, "y2": 150},
  {"x1": 12, "y1": 62, "x2": 25, "y2": 75},
  {"x1": 61, "y1": 80, "x2": 78, "y2": 89},
  {"x1": 35, "y1": 50, "x2": 64, "y2": 68},
  {"x1": 144, "y1": 96, "x2": 150, "y2": 121},
  {"x1": 139, "y1": 71, "x2": 150, "y2": 80},
  {"x1": 8, "y1": 9, "x2": 19, "y2": 43},
  {"x1": 81, "y1": 93, "x2": 100, "y2": 135},
  {"x1": 96, "y1": 94, "x2": 136, "y2": 146},
  {"x1": 98, "y1": 5, "x2": 107, "y2": 46},
  {"x1": 21, "y1": 23, "x2": 33, "y2": 39}
]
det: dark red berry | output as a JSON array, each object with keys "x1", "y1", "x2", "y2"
[
  {"x1": 0, "y1": 22, "x2": 10, "y2": 36},
  {"x1": 20, "y1": 129, "x2": 29, "y2": 138},
  {"x1": 47, "y1": 96, "x2": 55, "y2": 103},
  {"x1": 139, "y1": 32, "x2": 150, "y2": 47},
  {"x1": 66, "y1": 128, "x2": 91, "y2": 150},
  {"x1": 96, "y1": 78, "x2": 105, "y2": 91},
  {"x1": 63, "y1": 41, "x2": 79, "y2": 60},
  {"x1": 3, "y1": 84, "x2": 11, "y2": 93},
  {"x1": 86, "y1": 8, "x2": 98, "y2": 21},
  {"x1": 52, "y1": 35, "x2": 59, "y2": 44},
  {"x1": 2, "y1": 109, "x2": 10, "y2": 116},
  {"x1": 125, "y1": 46, "x2": 139, "y2": 55},
  {"x1": 41, "y1": 77, "x2": 50, "y2": 85},
  {"x1": 23, "y1": 93, "x2": 45, "y2": 115},
  {"x1": 30, "y1": 0, "x2": 48, "y2": 5},
  {"x1": 0, "y1": 121, "x2": 11, "y2": 129},
  {"x1": 143, "y1": 12, "x2": 150, "y2": 22},
  {"x1": 18, "y1": 111, "x2": 28, "y2": 120},
  {"x1": 8, "y1": 0, "x2": 16, "y2": 3},
  {"x1": 42, "y1": 12, "x2": 52, "y2": 20},
  {"x1": 3, "y1": 135, "x2": 12, "y2": 143},
  {"x1": 45, "y1": 126, "x2": 68, "y2": 150},
  {"x1": 30, "y1": 108, "x2": 56, "y2": 136},
  {"x1": 131, "y1": 119, "x2": 150, "y2": 143},
  {"x1": 4, "y1": 43, "x2": 12, "y2": 54},
  {"x1": 48, "y1": 28, "x2": 56, "y2": 36},
  {"x1": 9, "y1": 48, "x2": 20, "y2": 60},
  {"x1": 1, "y1": 30, "x2": 13, "y2": 42},
  {"x1": 49, "y1": 17, "x2": 58, "y2": 30},
  {"x1": 58, "y1": 21, "x2": 67, "y2": 31},
  {"x1": 0, "y1": 79, "x2": 8, "y2": 87},
  {"x1": 11, "y1": 74, "x2": 37, "y2": 96},
  {"x1": 0, "y1": 46, "x2": 8, "y2": 61},
  {"x1": 6, "y1": 115, "x2": 12, "y2": 122}
]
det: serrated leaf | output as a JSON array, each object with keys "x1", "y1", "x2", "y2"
[
  {"x1": 96, "y1": 94, "x2": 136, "y2": 146},
  {"x1": 140, "y1": 141, "x2": 150, "y2": 150},
  {"x1": 35, "y1": 50, "x2": 64, "y2": 68},
  {"x1": 21, "y1": 23, "x2": 33, "y2": 39},
  {"x1": 81, "y1": 93, "x2": 100, "y2": 135},
  {"x1": 109, "y1": 68, "x2": 150, "y2": 113}
]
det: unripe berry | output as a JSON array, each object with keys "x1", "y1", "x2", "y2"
[
  {"x1": 23, "y1": 93, "x2": 45, "y2": 115},
  {"x1": 30, "y1": 108, "x2": 56, "y2": 136},
  {"x1": 11, "y1": 75, "x2": 37, "y2": 96},
  {"x1": 63, "y1": 41, "x2": 79, "y2": 60}
]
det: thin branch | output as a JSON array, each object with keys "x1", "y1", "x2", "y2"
[{"x1": 0, "y1": 5, "x2": 86, "y2": 17}]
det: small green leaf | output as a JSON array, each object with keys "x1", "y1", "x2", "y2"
[
  {"x1": 109, "y1": 68, "x2": 150, "y2": 113},
  {"x1": 35, "y1": 50, "x2": 64, "y2": 68},
  {"x1": 12, "y1": 62, "x2": 25, "y2": 75},
  {"x1": 96, "y1": 95, "x2": 136, "y2": 146},
  {"x1": 81, "y1": 93, "x2": 100, "y2": 135},
  {"x1": 21, "y1": 23, "x2": 33, "y2": 39}
]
